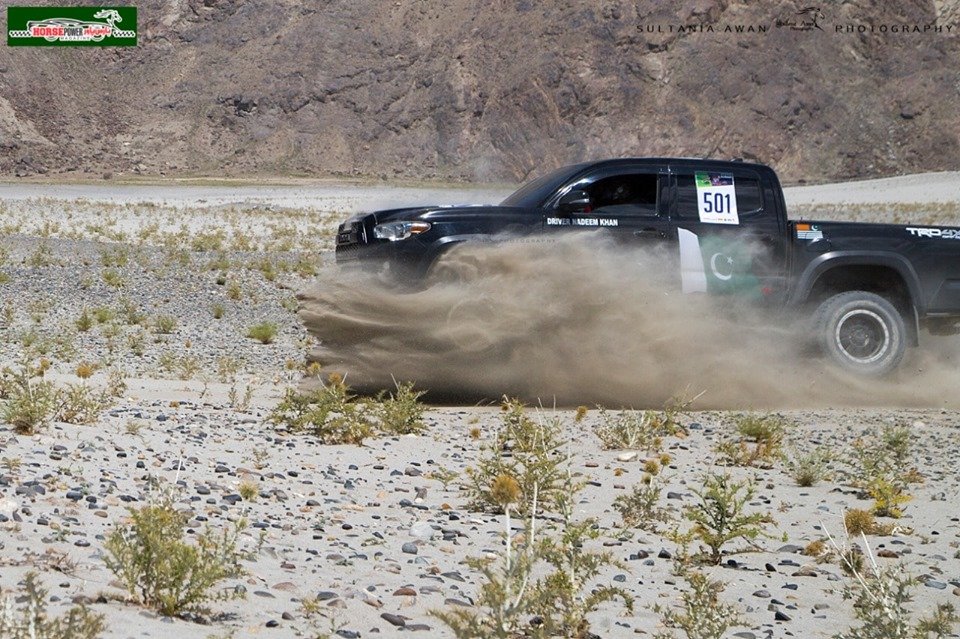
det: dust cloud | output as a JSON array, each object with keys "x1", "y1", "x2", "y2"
[{"x1": 298, "y1": 234, "x2": 960, "y2": 409}]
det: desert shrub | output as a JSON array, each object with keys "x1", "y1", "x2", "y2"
[
  {"x1": 0, "y1": 571, "x2": 105, "y2": 639},
  {"x1": 153, "y1": 315, "x2": 177, "y2": 334},
  {"x1": 271, "y1": 376, "x2": 427, "y2": 444},
  {"x1": 127, "y1": 330, "x2": 146, "y2": 356},
  {"x1": 246, "y1": 321, "x2": 278, "y2": 344},
  {"x1": 530, "y1": 472, "x2": 633, "y2": 636},
  {"x1": 849, "y1": 425, "x2": 917, "y2": 518},
  {"x1": 803, "y1": 539, "x2": 827, "y2": 558},
  {"x1": 100, "y1": 246, "x2": 129, "y2": 267},
  {"x1": 75, "y1": 362, "x2": 96, "y2": 379},
  {"x1": 840, "y1": 548, "x2": 866, "y2": 577},
  {"x1": 868, "y1": 477, "x2": 912, "y2": 519},
  {"x1": 716, "y1": 413, "x2": 786, "y2": 468},
  {"x1": 683, "y1": 473, "x2": 775, "y2": 564},
  {"x1": 104, "y1": 498, "x2": 247, "y2": 616},
  {"x1": 119, "y1": 298, "x2": 146, "y2": 326},
  {"x1": 594, "y1": 408, "x2": 660, "y2": 452},
  {"x1": 832, "y1": 536, "x2": 958, "y2": 639},
  {"x1": 785, "y1": 444, "x2": 831, "y2": 487},
  {"x1": 106, "y1": 368, "x2": 127, "y2": 398},
  {"x1": 613, "y1": 476, "x2": 673, "y2": 532},
  {"x1": 212, "y1": 303, "x2": 225, "y2": 319},
  {"x1": 269, "y1": 374, "x2": 373, "y2": 445},
  {"x1": 435, "y1": 456, "x2": 631, "y2": 638},
  {"x1": 654, "y1": 568, "x2": 743, "y2": 639},
  {"x1": 58, "y1": 383, "x2": 108, "y2": 425},
  {"x1": 0, "y1": 362, "x2": 60, "y2": 435},
  {"x1": 102, "y1": 268, "x2": 123, "y2": 288},
  {"x1": 217, "y1": 356, "x2": 242, "y2": 382},
  {"x1": 464, "y1": 398, "x2": 565, "y2": 514},
  {"x1": 431, "y1": 525, "x2": 538, "y2": 638},
  {"x1": 207, "y1": 252, "x2": 231, "y2": 272},
  {"x1": 76, "y1": 308, "x2": 93, "y2": 332},
  {"x1": 92, "y1": 307, "x2": 115, "y2": 324},
  {"x1": 845, "y1": 509, "x2": 878, "y2": 536},
  {"x1": 238, "y1": 480, "x2": 259, "y2": 502},
  {"x1": 372, "y1": 381, "x2": 426, "y2": 435},
  {"x1": 433, "y1": 470, "x2": 538, "y2": 638},
  {"x1": 594, "y1": 398, "x2": 689, "y2": 452}
]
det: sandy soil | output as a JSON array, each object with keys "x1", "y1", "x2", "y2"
[{"x1": 1, "y1": 174, "x2": 959, "y2": 638}]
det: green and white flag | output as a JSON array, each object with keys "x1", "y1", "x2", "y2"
[{"x1": 678, "y1": 228, "x2": 760, "y2": 297}]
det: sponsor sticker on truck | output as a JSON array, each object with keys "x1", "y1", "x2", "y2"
[
  {"x1": 906, "y1": 227, "x2": 960, "y2": 240},
  {"x1": 7, "y1": 6, "x2": 137, "y2": 46},
  {"x1": 695, "y1": 172, "x2": 739, "y2": 225}
]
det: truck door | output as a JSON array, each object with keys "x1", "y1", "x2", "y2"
[
  {"x1": 543, "y1": 165, "x2": 673, "y2": 248},
  {"x1": 669, "y1": 166, "x2": 787, "y2": 305}
]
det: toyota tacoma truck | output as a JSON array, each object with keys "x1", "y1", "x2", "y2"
[{"x1": 335, "y1": 158, "x2": 960, "y2": 376}]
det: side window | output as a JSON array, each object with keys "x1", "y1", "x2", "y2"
[
  {"x1": 676, "y1": 173, "x2": 764, "y2": 219},
  {"x1": 584, "y1": 173, "x2": 659, "y2": 216}
]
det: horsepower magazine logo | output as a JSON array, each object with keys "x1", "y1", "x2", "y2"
[{"x1": 7, "y1": 6, "x2": 137, "y2": 46}]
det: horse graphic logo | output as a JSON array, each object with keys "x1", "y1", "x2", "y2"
[
  {"x1": 7, "y1": 6, "x2": 137, "y2": 45},
  {"x1": 775, "y1": 6, "x2": 825, "y2": 32}
]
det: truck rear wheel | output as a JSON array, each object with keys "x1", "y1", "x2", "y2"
[{"x1": 814, "y1": 291, "x2": 906, "y2": 376}]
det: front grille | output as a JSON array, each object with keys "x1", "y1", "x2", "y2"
[
  {"x1": 335, "y1": 220, "x2": 368, "y2": 263},
  {"x1": 336, "y1": 221, "x2": 365, "y2": 246}
]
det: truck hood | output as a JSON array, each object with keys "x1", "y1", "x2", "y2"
[
  {"x1": 370, "y1": 204, "x2": 516, "y2": 224},
  {"x1": 369, "y1": 204, "x2": 534, "y2": 225}
]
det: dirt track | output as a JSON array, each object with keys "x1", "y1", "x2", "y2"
[{"x1": 1, "y1": 174, "x2": 959, "y2": 638}]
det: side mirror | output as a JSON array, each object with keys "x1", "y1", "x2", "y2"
[{"x1": 556, "y1": 189, "x2": 592, "y2": 214}]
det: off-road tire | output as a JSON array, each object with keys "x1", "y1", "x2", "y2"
[{"x1": 813, "y1": 291, "x2": 906, "y2": 376}]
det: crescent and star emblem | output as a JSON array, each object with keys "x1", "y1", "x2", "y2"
[{"x1": 710, "y1": 253, "x2": 734, "y2": 281}]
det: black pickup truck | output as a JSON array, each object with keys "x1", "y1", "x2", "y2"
[{"x1": 335, "y1": 158, "x2": 960, "y2": 376}]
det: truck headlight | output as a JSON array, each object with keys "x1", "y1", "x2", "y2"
[{"x1": 373, "y1": 221, "x2": 431, "y2": 241}]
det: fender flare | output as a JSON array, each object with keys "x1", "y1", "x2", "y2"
[
  {"x1": 791, "y1": 250, "x2": 923, "y2": 345},
  {"x1": 419, "y1": 234, "x2": 491, "y2": 275}
]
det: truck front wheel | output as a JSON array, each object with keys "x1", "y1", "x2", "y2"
[{"x1": 814, "y1": 291, "x2": 906, "y2": 376}]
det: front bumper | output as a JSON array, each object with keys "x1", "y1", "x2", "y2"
[{"x1": 335, "y1": 216, "x2": 431, "y2": 279}]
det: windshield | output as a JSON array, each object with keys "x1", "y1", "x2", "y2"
[{"x1": 500, "y1": 162, "x2": 592, "y2": 208}]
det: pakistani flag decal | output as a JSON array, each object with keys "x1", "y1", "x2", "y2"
[{"x1": 678, "y1": 228, "x2": 761, "y2": 297}]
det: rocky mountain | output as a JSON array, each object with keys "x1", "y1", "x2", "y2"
[{"x1": 1, "y1": 0, "x2": 958, "y2": 183}]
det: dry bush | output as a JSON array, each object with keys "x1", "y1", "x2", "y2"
[
  {"x1": 0, "y1": 361, "x2": 60, "y2": 435},
  {"x1": 104, "y1": 498, "x2": 247, "y2": 616},
  {"x1": 785, "y1": 444, "x2": 832, "y2": 487},
  {"x1": 824, "y1": 530, "x2": 959, "y2": 639},
  {"x1": 683, "y1": 473, "x2": 775, "y2": 564},
  {"x1": 716, "y1": 413, "x2": 787, "y2": 468},
  {"x1": 0, "y1": 572, "x2": 105, "y2": 639},
  {"x1": 269, "y1": 374, "x2": 373, "y2": 445},
  {"x1": 246, "y1": 321, "x2": 278, "y2": 344},
  {"x1": 849, "y1": 425, "x2": 916, "y2": 518},
  {"x1": 654, "y1": 568, "x2": 743, "y2": 639},
  {"x1": 613, "y1": 476, "x2": 673, "y2": 532},
  {"x1": 435, "y1": 455, "x2": 631, "y2": 638},
  {"x1": 372, "y1": 380, "x2": 426, "y2": 435},
  {"x1": 464, "y1": 398, "x2": 565, "y2": 514}
]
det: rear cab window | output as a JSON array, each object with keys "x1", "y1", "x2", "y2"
[{"x1": 674, "y1": 169, "x2": 765, "y2": 223}]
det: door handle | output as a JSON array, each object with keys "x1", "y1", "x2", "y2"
[{"x1": 634, "y1": 228, "x2": 665, "y2": 238}]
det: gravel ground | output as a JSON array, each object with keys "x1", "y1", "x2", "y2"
[{"x1": 1, "y1": 179, "x2": 959, "y2": 639}]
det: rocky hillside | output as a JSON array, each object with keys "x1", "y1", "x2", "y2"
[{"x1": 0, "y1": 0, "x2": 958, "y2": 183}]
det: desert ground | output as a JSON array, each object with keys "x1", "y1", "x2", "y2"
[{"x1": 1, "y1": 174, "x2": 959, "y2": 638}]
